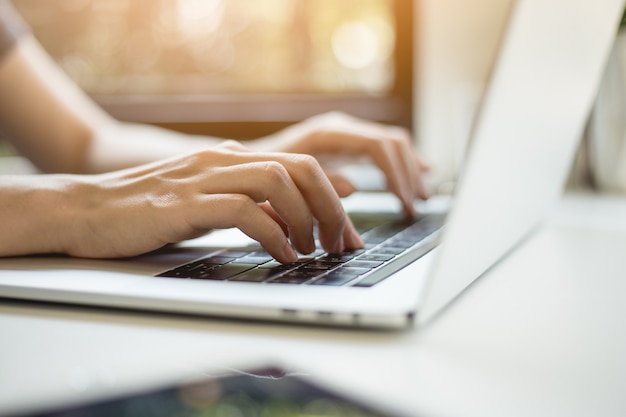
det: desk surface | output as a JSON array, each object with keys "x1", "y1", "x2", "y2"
[{"x1": 2, "y1": 191, "x2": 626, "y2": 417}]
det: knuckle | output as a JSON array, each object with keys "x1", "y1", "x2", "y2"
[
  {"x1": 366, "y1": 136, "x2": 391, "y2": 155},
  {"x1": 226, "y1": 194, "x2": 256, "y2": 216},
  {"x1": 184, "y1": 149, "x2": 214, "y2": 167},
  {"x1": 394, "y1": 132, "x2": 412, "y2": 146},
  {"x1": 261, "y1": 161, "x2": 291, "y2": 184},
  {"x1": 380, "y1": 137, "x2": 397, "y2": 154},
  {"x1": 219, "y1": 140, "x2": 247, "y2": 152},
  {"x1": 191, "y1": 149, "x2": 212, "y2": 160},
  {"x1": 291, "y1": 154, "x2": 321, "y2": 174},
  {"x1": 388, "y1": 126, "x2": 413, "y2": 145}
]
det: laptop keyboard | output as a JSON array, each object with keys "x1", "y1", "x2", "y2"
[{"x1": 155, "y1": 213, "x2": 444, "y2": 287}]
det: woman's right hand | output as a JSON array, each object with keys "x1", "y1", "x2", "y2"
[{"x1": 51, "y1": 145, "x2": 363, "y2": 263}]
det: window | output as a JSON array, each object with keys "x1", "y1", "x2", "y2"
[{"x1": 13, "y1": 0, "x2": 413, "y2": 138}]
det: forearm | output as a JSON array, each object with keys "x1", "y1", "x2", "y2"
[
  {"x1": 84, "y1": 121, "x2": 225, "y2": 173},
  {"x1": 0, "y1": 35, "x2": 228, "y2": 175}
]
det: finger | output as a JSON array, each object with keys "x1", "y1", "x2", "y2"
[
  {"x1": 342, "y1": 215, "x2": 364, "y2": 250},
  {"x1": 205, "y1": 151, "x2": 349, "y2": 254},
  {"x1": 391, "y1": 133, "x2": 431, "y2": 201},
  {"x1": 385, "y1": 126, "x2": 426, "y2": 198},
  {"x1": 275, "y1": 154, "x2": 347, "y2": 254},
  {"x1": 197, "y1": 162, "x2": 316, "y2": 255},
  {"x1": 353, "y1": 121, "x2": 428, "y2": 203},
  {"x1": 412, "y1": 153, "x2": 431, "y2": 200},
  {"x1": 190, "y1": 194, "x2": 298, "y2": 263},
  {"x1": 309, "y1": 113, "x2": 427, "y2": 211},
  {"x1": 415, "y1": 151, "x2": 432, "y2": 172},
  {"x1": 291, "y1": 127, "x2": 415, "y2": 216},
  {"x1": 332, "y1": 134, "x2": 415, "y2": 216},
  {"x1": 258, "y1": 201, "x2": 288, "y2": 236},
  {"x1": 325, "y1": 171, "x2": 357, "y2": 198},
  {"x1": 377, "y1": 143, "x2": 414, "y2": 216}
]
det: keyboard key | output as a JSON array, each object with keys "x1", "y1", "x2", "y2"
[
  {"x1": 311, "y1": 267, "x2": 370, "y2": 286},
  {"x1": 237, "y1": 251, "x2": 274, "y2": 264},
  {"x1": 259, "y1": 260, "x2": 304, "y2": 271},
  {"x1": 156, "y1": 269, "x2": 190, "y2": 278},
  {"x1": 199, "y1": 256, "x2": 235, "y2": 266},
  {"x1": 233, "y1": 257, "x2": 272, "y2": 265},
  {"x1": 218, "y1": 250, "x2": 253, "y2": 258},
  {"x1": 358, "y1": 254, "x2": 395, "y2": 262},
  {"x1": 200, "y1": 263, "x2": 255, "y2": 280},
  {"x1": 346, "y1": 260, "x2": 384, "y2": 269},
  {"x1": 371, "y1": 246, "x2": 406, "y2": 255},
  {"x1": 284, "y1": 268, "x2": 327, "y2": 279},
  {"x1": 310, "y1": 273, "x2": 358, "y2": 286},
  {"x1": 156, "y1": 260, "x2": 214, "y2": 278},
  {"x1": 268, "y1": 271, "x2": 319, "y2": 284},
  {"x1": 318, "y1": 252, "x2": 359, "y2": 263},
  {"x1": 304, "y1": 260, "x2": 340, "y2": 270},
  {"x1": 229, "y1": 268, "x2": 284, "y2": 282}
]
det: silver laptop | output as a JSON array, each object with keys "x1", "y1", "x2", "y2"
[{"x1": 0, "y1": 0, "x2": 622, "y2": 329}]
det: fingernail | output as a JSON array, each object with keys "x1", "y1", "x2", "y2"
[{"x1": 283, "y1": 242, "x2": 298, "y2": 263}]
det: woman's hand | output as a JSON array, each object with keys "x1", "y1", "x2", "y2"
[
  {"x1": 251, "y1": 112, "x2": 431, "y2": 217},
  {"x1": 52, "y1": 145, "x2": 363, "y2": 263}
]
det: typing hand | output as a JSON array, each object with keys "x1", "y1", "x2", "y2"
[
  {"x1": 59, "y1": 146, "x2": 363, "y2": 263},
  {"x1": 251, "y1": 112, "x2": 431, "y2": 217}
]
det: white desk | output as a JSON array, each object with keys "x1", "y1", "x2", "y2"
[{"x1": 2, "y1": 191, "x2": 626, "y2": 417}]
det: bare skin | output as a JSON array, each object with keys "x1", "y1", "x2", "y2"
[{"x1": 0, "y1": 35, "x2": 430, "y2": 262}]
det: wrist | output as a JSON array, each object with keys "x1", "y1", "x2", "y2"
[{"x1": 0, "y1": 175, "x2": 88, "y2": 257}]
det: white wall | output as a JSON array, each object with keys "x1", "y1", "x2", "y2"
[{"x1": 414, "y1": 0, "x2": 514, "y2": 191}]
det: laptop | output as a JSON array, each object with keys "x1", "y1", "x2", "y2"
[{"x1": 0, "y1": 0, "x2": 623, "y2": 329}]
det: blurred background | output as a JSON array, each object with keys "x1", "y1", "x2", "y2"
[
  {"x1": 14, "y1": 0, "x2": 396, "y2": 96},
  {"x1": 11, "y1": 0, "x2": 564, "y2": 190},
  {"x1": 12, "y1": 0, "x2": 413, "y2": 139}
]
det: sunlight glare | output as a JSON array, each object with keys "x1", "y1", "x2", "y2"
[
  {"x1": 176, "y1": 0, "x2": 224, "y2": 37},
  {"x1": 332, "y1": 21, "x2": 379, "y2": 70}
]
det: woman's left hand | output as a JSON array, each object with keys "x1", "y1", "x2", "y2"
[{"x1": 251, "y1": 112, "x2": 430, "y2": 217}]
